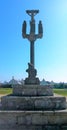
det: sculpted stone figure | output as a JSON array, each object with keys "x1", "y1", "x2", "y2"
[{"x1": 26, "y1": 63, "x2": 37, "y2": 78}]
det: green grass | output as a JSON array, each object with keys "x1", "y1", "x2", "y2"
[
  {"x1": 53, "y1": 89, "x2": 67, "y2": 96},
  {"x1": 0, "y1": 88, "x2": 12, "y2": 95}
]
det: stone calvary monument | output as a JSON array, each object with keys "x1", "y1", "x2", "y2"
[
  {"x1": 22, "y1": 10, "x2": 43, "y2": 85},
  {"x1": 0, "y1": 10, "x2": 67, "y2": 130}
]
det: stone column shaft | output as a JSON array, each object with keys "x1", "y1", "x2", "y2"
[{"x1": 30, "y1": 41, "x2": 34, "y2": 66}]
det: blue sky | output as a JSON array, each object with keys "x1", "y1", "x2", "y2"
[{"x1": 0, "y1": 0, "x2": 67, "y2": 82}]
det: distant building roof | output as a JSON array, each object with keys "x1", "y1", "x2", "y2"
[
  {"x1": 40, "y1": 79, "x2": 49, "y2": 85},
  {"x1": 9, "y1": 76, "x2": 18, "y2": 85},
  {"x1": 3, "y1": 81, "x2": 9, "y2": 84}
]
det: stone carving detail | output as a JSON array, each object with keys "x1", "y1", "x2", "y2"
[
  {"x1": 25, "y1": 63, "x2": 40, "y2": 85},
  {"x1": 26, "y1": 63, "x2": 37, "y2": 78}
]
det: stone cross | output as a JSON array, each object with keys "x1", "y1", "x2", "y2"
[{"x1": 22, "y1": 10, "x2": 43, "y2": 84}]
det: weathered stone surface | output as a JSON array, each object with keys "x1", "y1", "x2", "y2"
[
  {"x1": 1, "y1": 96, "x2": 66, "y2": 110},
  {"x1": 13, "y1": 84, "x2": 53, "y2": 96},
  {"x1": 0, "y1": 110, "x2": 67, "y2": 126},
  {"x1": 0, "y1": 125, "x2": 67, "y2": 130}
]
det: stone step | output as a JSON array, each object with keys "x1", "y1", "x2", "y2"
[
  {"x1": 13, "y1": 85, "x2": 53, "y2": 96},
  {"x1": 1, "y1": 95, "x2": 66, "y2": 110},
  {"x1": 0, "y1": 124, "x2": 67, "y2": 130},
  {"x1": 0, "y1": 110, "x2": 67, "y2": 127}
]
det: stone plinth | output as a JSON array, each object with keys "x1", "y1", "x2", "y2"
[
  {"x1": 0, "y1": 84, "x2": 67, "y2": 129},
  {"x1": 1, "y1": 95, "x2": 66, "y2": 110},
  {"x1": 13, "y1": 85, "x2": 53, "y2": 96},
  {"x1": 0, "y1": 110, "x2": 67, "y2": 130},
  {"x1": 1, "y1": 85, "x2": 66, "y2": 110}
]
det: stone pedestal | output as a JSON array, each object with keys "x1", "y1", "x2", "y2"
[
  {"x1": 1, "y1": 85, "x2": 66, "y2": 111},
  {"x1": 0, "y1": 85, "x2": 67, "y2": 130}
]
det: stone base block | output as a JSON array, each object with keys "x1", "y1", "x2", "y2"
[
  {"x1": 0, "y1": 110, "x2": 67, "y2": 130},
  {"x1": 13, "y1": 85, "x2": 53, "y2": 96},
  {"x1": 0, "y1": 125, "x2": 67, "y2": 130},
  {"x1": 25, "y1": 77, "x2": 40, "y2": 85},
  {"x1": 1, "y1": 96, "x2": 66, "y2": 110}
]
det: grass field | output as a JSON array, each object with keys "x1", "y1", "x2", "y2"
[
  {"x1": 0, "y1": 88, "x2": 12, "y2": 95},
  {"x1": 53, "y1": 89, "x2": 67, "y2": 96}
]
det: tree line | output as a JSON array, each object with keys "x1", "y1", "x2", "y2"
[{"x1": 54, "y1": 83, "x2": 67, "y2": 89}]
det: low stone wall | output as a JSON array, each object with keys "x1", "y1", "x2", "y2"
[{"x1": 0, "y1": 110, "x2": 67, "y2": 130}]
